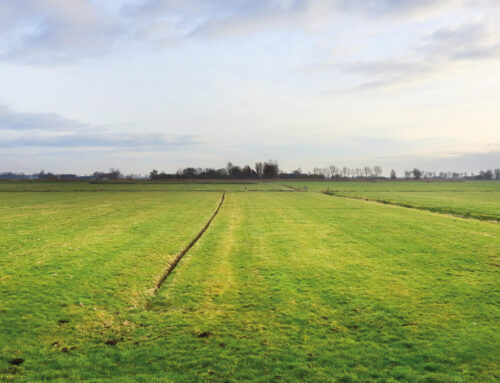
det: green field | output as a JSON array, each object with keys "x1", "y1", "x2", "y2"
[
  {"x1": 279, "y1": 181, "x2": 500, "y2": 221},
  {"x1": 0, "y1": 180, "x2": 287, "y2": 192},
  {"x1": 1, "y1": 182, "x2": 499, "y2": 382}
]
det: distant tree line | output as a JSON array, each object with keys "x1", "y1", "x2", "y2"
[
  {"x1": 1, "y1": 165, "x2": 499, "y2": 181},
  {"x1": 401, "y1": 168, "x2": 500, "y2": 180},
  {"x1": 150, "y1": 161, "x2": 283, "y2": 180},
  {"x1": 310, "y1": 165, "x2": 383, "y2": 179},
  {"x1": 0, "y1": 169, "x2": 141, "y2": 181}
]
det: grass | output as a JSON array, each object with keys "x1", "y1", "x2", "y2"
[
  {"x1": 1, "y1": 184, "x2": 499, "y2": 382},
  {"x1": 280, "y1": 180, "x2": 500, "y2": 221},
  {"x1": 278, "y1": 180, "x2": 500, "y2": 193},
  {"x1": 0, "y1": 180, "x2": 288, "y2": 192},
  {"x1": 0, "y1": 191, "x2": 222, "y2": 380}
]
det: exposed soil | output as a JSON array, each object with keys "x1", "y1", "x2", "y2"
[{"x1": 197, "y1": 331, "x2": 212, "y2": 338}]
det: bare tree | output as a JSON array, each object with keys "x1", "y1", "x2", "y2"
[
  {"x1": 495, "y1": 168, "x2": 500, "y2": 180},
  {"x1": 342, "y1": 167, "x2": 349, "y2": 178},
  {"x1": 390, "y1": 169, "x2": 397, "y2": 179},
  {"x1": 329, "y1": 165, "x2": 338, "y2": 178},
  {"x1": 363, "y1": 166, "x2": 372, "y2": 178},
  {"x1": 226, "y1": 162, "x2": 234, "y2": 177},
  {"x1": 373, "y1": 165, "x2": 382, "y2": 178},
  {"x1": 255, "y1": 162, "x2": 263, "y2": 178}
]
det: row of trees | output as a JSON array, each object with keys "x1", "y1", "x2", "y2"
[
  {"x1": 150, "y1": 161, "x2": 281, "y2": 180},
  {"x1": 402, "y1": 168, "x2": 500, "y2": 180},
  {"x1": 311, "y1": 165, "x2": 383, "y2": 179},
  {"x1": 311, "y1": 166, "x2": 500, "y2": 180},
  {"x1": 2, "y1": 165, "x2": 499, "y2": 181}
]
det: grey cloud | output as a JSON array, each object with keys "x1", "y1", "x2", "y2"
[
  {"x1": 124, "y1": 0, "x2": 453, "y2": 40},
  {"x1": 0, "y1": 133, "x2": 198, "y2": 149},
  {"x1": 377, "y1": 149, "x2": 500, "y2": 173},
  {"x1": 1, "y1": 0, "x2": 497, "y2": 64},
  {"x1": 0, "y1": 105, "x2": 86, "y2": 131},
  {"x1": 326, "y1": 21, "x2": 500, "y2": 90},
  {"x1": 341, "y1": 61, "x2": 434, "y2": 77},
  {"x1": 0, "y1": 106, "x2": 198, "y2": 149},
  {"x1": 334, "y1": 0, "x2": 448, "y2": 16},
  {"x1": 421, "y1": 23, "x2": 500, "y2": 60},
  {"x1": 0, "y1": 0, "x2": 120, "y2": 64}
]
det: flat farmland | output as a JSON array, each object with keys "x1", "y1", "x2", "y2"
[
  {"x1": 1, "y1": 185, "x2": 499, "y2": 382},
  {"x1": 0, "y1": 181, "x2": 288, "y2": 192},
  {"x1": 279, "y1": 181, "x2": 500, "y2": 221},
  {"x1": 0, "y1": 191, "x2": 222, "y2": 380}
]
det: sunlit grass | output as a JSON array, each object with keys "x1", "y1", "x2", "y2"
[{"x1": 1, "y1": 188, "x2": 499, "y2": 382}]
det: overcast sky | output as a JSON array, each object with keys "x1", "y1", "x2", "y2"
[{"x1": 1, "y1": 0, "x2": 499, "y2": 175}]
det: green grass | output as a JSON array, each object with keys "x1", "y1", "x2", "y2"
[
  {"x1": 279, "y1": 180, "x2": 500, "y2": 221},
  {"x1": 0, "y1": 191, "x2": 222, "y2": 380},
  {"x1": 0, "y1": 180, "x2": 288, "y2": 192},
  {"x1": 278, "y1": 180, "x2": 500, "y2": 193},
  {"x1": 327, "y1": 190, "x2": 500, "y2": 221},
  {"x1": 1, "y1": 186, "x2": 499, "y2": 382}
]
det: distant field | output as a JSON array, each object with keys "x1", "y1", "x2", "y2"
[
  {"x1": 279, "y1": 180, "x2": 500, "y2": 220},
  {"x1": 0, "y1": 180, "x2": 288, "y2": 192},
  {"x1": 278, "y1": 180, "x2": 500, "y2": 192},
  {"x1": 1, "y1": 183, "x2": 499, "y2": 382}
]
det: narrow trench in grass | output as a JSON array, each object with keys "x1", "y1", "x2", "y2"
[{"x1": 150, "y1": 192, "x2": 226, "y2": 297}]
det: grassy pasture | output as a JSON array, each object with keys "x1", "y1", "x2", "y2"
[
  {"x1": 1, "y1": 184, "x2": 499, "y2": 382},
  {"x1": 279, "y1": 180, "x2": 500, "y2": 220},
  {"x1": 327, "y1": 190, "x2": 500, "y2": 221},
  {"x1": 278, "y1": 180, "x2": 500, "y2": 193},
  {"x1": 0, "y1": 191, "x2": 222, "y2": 380},
  {"x1": 0, "y1": 180, "x2": 288, "y2": 192}
]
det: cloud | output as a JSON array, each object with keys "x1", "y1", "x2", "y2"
[
  {"x1": 321, "y1": 19, "x2": 500, "y2": 90},
  {"x1": 333, "y1": 0, "x2": 450, "y2": 17},
  {"x1": 0, "y1": 105, "x2": 198, "y2": 149},
  {"x1": 0, "y1": 0, "x2": 120, "y2": 64},
  {"x1": 0, "y1": 133, "x2": 198, "y2": 149},
  {"x1": 1, "y1": 0, "x2": 496, "y2": 64},
  {"x1": 377, "y1": 149, "x2": 500, "y2": 173},
  {"x1": 421, "y1": 23, "x2": 500, "y2": 61},
  {"x1": 124, "y1": 0, "x2": 455, "y2": 41},
  {"x1": 0, "y1": 105, "x2": 86, "y2": 131}
]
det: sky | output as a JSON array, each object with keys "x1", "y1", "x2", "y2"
[{"x1": 1, "y1": 0, "x2": 499, "y2": 176}]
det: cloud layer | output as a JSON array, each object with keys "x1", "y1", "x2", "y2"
[
  {"x1": 0, "y1": 106, "x2": 197, "y2": 149},
  {"x1": 2, "y1": 0, "x2": 496, "y2": 63},
  {"x1": 1, "y1": 1, "x2": 499, "y2": 173}
]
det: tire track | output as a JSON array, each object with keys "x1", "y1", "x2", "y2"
[{"x1": 151, "y1": 192, "x2": 226, "y2": 295}]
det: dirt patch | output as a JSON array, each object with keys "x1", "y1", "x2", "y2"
[
  {"x1": 105, "y1": 339, "x2": 119, "y2": 346},
  {"x1": 197, "y1": 331, "x2": 212, "y2": 338},
  {"x1": 10, "y1": 359, "x2": 24, "y2": 366}
]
